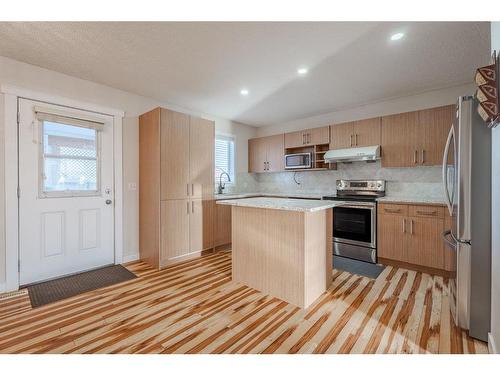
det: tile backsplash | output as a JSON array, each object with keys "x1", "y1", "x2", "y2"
[{"x1": 225, "y1": 161, "x2": 444, "y2": 200}]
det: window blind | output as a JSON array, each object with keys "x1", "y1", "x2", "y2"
[{"x1": 215, "y1": 135, "x2": 235, "y2": 183}]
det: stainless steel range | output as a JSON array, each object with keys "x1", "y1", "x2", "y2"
[{"x1": 323, "y1": 179, "x2": 385, "y2": 264}]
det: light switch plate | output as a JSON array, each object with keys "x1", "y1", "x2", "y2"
[{"x1": 128, "y1": 182, "x2": 137, "y2": 191}]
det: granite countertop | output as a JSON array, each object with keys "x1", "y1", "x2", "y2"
[
  {"x1": 214, "y1": 191, "x2": 446, "y2": 205},
  {"x1": 213, "y1": 191, "x2": 336, "y2": 200},
  {"x1": 216, "y1": 197, "x2": 344, "y2": 212},
  {"x1": 376, "y1": 196, "x2": 446, "y2": 205}
]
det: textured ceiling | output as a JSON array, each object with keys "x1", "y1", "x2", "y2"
[{"x1": 0, "y1": 22, "x2": 490, "y2": 126}]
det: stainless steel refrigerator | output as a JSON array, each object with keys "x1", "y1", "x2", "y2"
[{"x1": 442, "y1": 95, "x2": 491, "y2": 342}]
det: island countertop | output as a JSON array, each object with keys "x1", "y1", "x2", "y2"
[{"x1": 216, "y1": 197, "x2": 345, "y2": 212}]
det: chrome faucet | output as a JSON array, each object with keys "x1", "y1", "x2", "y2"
[{"x1": 217, "y1": 171, "x2": 231, "y2": 194}]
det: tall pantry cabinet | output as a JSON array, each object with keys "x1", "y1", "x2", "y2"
[{"x1": 139, "y1": 107, "x2": 215, "y2": 268}]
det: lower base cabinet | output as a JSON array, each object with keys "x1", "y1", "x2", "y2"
[
  {"x1": 378, "y1": 203, "x2": 449, "y2": 273},
  {"x1": 215, "y1": 203, "x2": 232, "y2": 247},
  {"x1": 160, "y1": 199, "x2": 214, "y2": 267}
]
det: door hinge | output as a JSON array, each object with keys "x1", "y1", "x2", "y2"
[{"x1": 17, "y1": 187, "x2": 20, "y2": 198}]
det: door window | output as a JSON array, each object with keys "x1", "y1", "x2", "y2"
[{"x1": 40, "y1": 120, "x2": 100, "y2": 197}]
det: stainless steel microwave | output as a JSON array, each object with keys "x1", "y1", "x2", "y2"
[{"x1": 284, "y1": 152, "x2": 312, "y2": 169}]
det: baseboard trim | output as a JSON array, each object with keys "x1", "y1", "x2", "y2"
[
  {"x1": 488, "y1": 332, "x2": 497, "y2": 354},
  {"x1": 378, "y1": 257, "x2": 455, "y2": 278},
  {"x1": 122, "y1": 253, "x2": 139, "y2": 264}
]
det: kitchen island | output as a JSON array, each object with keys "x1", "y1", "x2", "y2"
[{"x1": 216, "y1": 197, "x2": 342, "y2": 308}]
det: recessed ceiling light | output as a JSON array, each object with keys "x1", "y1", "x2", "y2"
[
  {"x1": 390, "y1": 32, "x2": 405, "y2": 41},
  {"x1": 240, "y1": 89, "x2": 249, "y2": 96},
  {"x1": 297, "y1": 67, "x2": 308, "y2": 75}
]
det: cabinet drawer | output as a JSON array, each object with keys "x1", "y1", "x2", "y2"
[
  {"x1": 409, "y1": 205, "x2": 444, "y2": 219},
  {"x1": 378, "y1": 203, "x2": 407, "y2": 216}
]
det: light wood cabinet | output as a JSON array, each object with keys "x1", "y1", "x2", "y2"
[
  {"x1": 381, "y1": 105, "x2": 453, "y2": 168},
  {"x1": 139, "y1": 107, "x2": 215, "y2": 269},
  {"x1": 406, "y1": 216, "x2": 444, "y2": 269},
  {"x1": 203, "y1": 200, "x2": 215, "y2": 251},
  {"x1": 215, "y1": 203, "x2": 232, "y2": 247},
  {"x1": 284, "y1": 130, "x2": 305, "y2": 149},
  {"x1": 354, "y1": 118, "x2": 381, "y2": 147},
  {"x1": 377, "y1": 203, "x2": 446, "y2": 272},
  {"x1": 284, "y1": 126, "x2": 329, "y2": 148},
  {"x1": 248, "y1": 134, "x2": 284, "y2": 173},
  {"x1": 160, "y1": 200, "x2": 190, "y2": 262},
  {"x1": 330, "y1": 118, "x2": 381, "y2": 150},
  {"x1": 416, "y1": 105, "x2": 454, "y2": 166},
  {"x1": 190, "y1": 117, "x2": 216, "y2": 199},
  {"x1": 160, "y1": 110, "x2": 190, "y2": 200},
  {"x1": 381, "y1": 112, "x2": 418, "y2": 167},
  {"x1": 248, "y1": 137, "x2": 267, "y2": 173},
  {"x1": 329, "y1": 123, "x2": 353, "y2": 149},
  {"x1": 378, "y1": 214, "x2": 406, "y2": 262}
]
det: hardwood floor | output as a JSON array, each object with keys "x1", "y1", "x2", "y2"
[{"x1": 0, "y1": 251, "x2": 488, "y2": 354}]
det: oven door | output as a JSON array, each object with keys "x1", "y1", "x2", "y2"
[{"x1": 333, "y1": 204, "x2": 375, "y2": 247}]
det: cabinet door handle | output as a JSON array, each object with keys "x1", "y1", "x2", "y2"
[
  {"x1": 191, "y1": 184, "x2": 194, "y2": 196},
  {"x1": 187, "y1": 184, "x2": 190, "y2": 196},
  {"x1": 187, "y1": 201, "x2": 190, "y2": 215},
  {"x1": 416, "y1": 210, "x2": 437, "y2": 216},
  {"x1": 267, "y1": 161, "x2": 270, "y2": 171},
  {"x1": 421, "y1": 149, "x2": 425, "y2": 164},
  {"x1": 403, "y1": 218, "x2": 406, "y2": 233},
  {"x1": 410, "y1": 219, "x2": 414, "y2": 235},
  {"x1": 414, "y1": 150, "x2": 418, "y2": 164},
  {"x1": 307, "y1": 133, "x2": 310, "y2": 144},
  {"x1": 350, "y1": 134, "x2": 353, "y2": 147},
  {"x1": 355, "y1": 133, "x2": 358, "y2": 146},
  {"x1": 192, "y1": 201, "x2": 194, "y2": 213},
  {"x1": 385, "y1": 208, "x2": 401, "y2": 213}
]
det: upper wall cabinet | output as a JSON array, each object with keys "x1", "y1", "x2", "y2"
[
  {"x1": 381, "y1": 105, "x2": 453, "y2": 168},
  {"x1": 160, "y1": 109, "x2": 215, "y2": 200},
  {"x1": 248, "y1": 134, "x2": 284, "y2": 173},
  {"x1": 329, "y1": 118, "x2": 381, "y2": 150},
  {"x1": 381, "y1": 112, "x2": 418, "y2": 167},
  {"x1": 284, "y1": 126, "x2": 329, "y2": 148},
  {"x1": 416, "y1": 105, "x2": 454, "y2": 166}
]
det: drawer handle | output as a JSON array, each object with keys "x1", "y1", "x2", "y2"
[
  {"x1": 416, "y1": 210, "x2": 437, "y2": 216},
  {"x1": 384, "y1": 208, "x2": 401, "y2": 213}
]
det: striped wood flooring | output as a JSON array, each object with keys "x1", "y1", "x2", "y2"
[{"x1": 0, "y1": 251, "x2": 488, "y2": 354}]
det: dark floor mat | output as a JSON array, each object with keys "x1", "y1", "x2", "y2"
[
  {"x1": 333, "y1": 255, "x2": 385, "y2": 279},
  {"x1": 26, "y1": 265, "x2": 137, "y2": 308}
]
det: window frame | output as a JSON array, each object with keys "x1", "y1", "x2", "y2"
[
  {"x1": 38, "y1": 119, "x2": 102, "y2": 198},
  {"x1": 214, "y1": 133, "x2": 235, "y2": 186}
]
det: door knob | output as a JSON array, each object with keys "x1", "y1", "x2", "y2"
[{"x1": 105, "y1": 199, "x2": 112, "y2": 205}]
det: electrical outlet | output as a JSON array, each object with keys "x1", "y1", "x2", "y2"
[{"x1": 128, "y1": 182, "x2": 137, "y2": 191}]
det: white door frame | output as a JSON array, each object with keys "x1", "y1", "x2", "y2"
[{"x1": 1, "y1": 84, "x2": 125, "y2": 292}]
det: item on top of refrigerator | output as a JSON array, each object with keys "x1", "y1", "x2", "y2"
[
  {"x1": 475, "y1": 64, "x2": 495, "y2": 85},
  {"x1": 477, "y1": 100, "x2": 498, "y2": 122},
  {"x1": 475, "y1": 54, "x2": 499, "y2": 126}
]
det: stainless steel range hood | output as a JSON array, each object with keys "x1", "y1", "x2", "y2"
[{"x1": 324, "y1": 145, "x2": 380, "y2": 163}]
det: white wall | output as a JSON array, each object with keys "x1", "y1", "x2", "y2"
[
  {"x1": 256, "y1": 83, "x2": 474, "y2": 137},
  {"x1": 0, "y1": 55, "x2": 257, "y2": 284},
  {"x1": 490, "y1": 21, "x2": 500, "y2": 355}
]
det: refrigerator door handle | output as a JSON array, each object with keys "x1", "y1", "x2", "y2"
[
  {"x1": 442, "y1": 229, "x2": 456, "y2": 250},
  {"x1": 442, "y1": 125, "x2": 454, "y2": 215},
  {"x1": 449, "y1": 230, "x2": 471, "y2": 246}
]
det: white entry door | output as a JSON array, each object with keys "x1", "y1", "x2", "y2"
[{"x1": 18, "y1": 99, "x2": 115, "y2": 285}]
